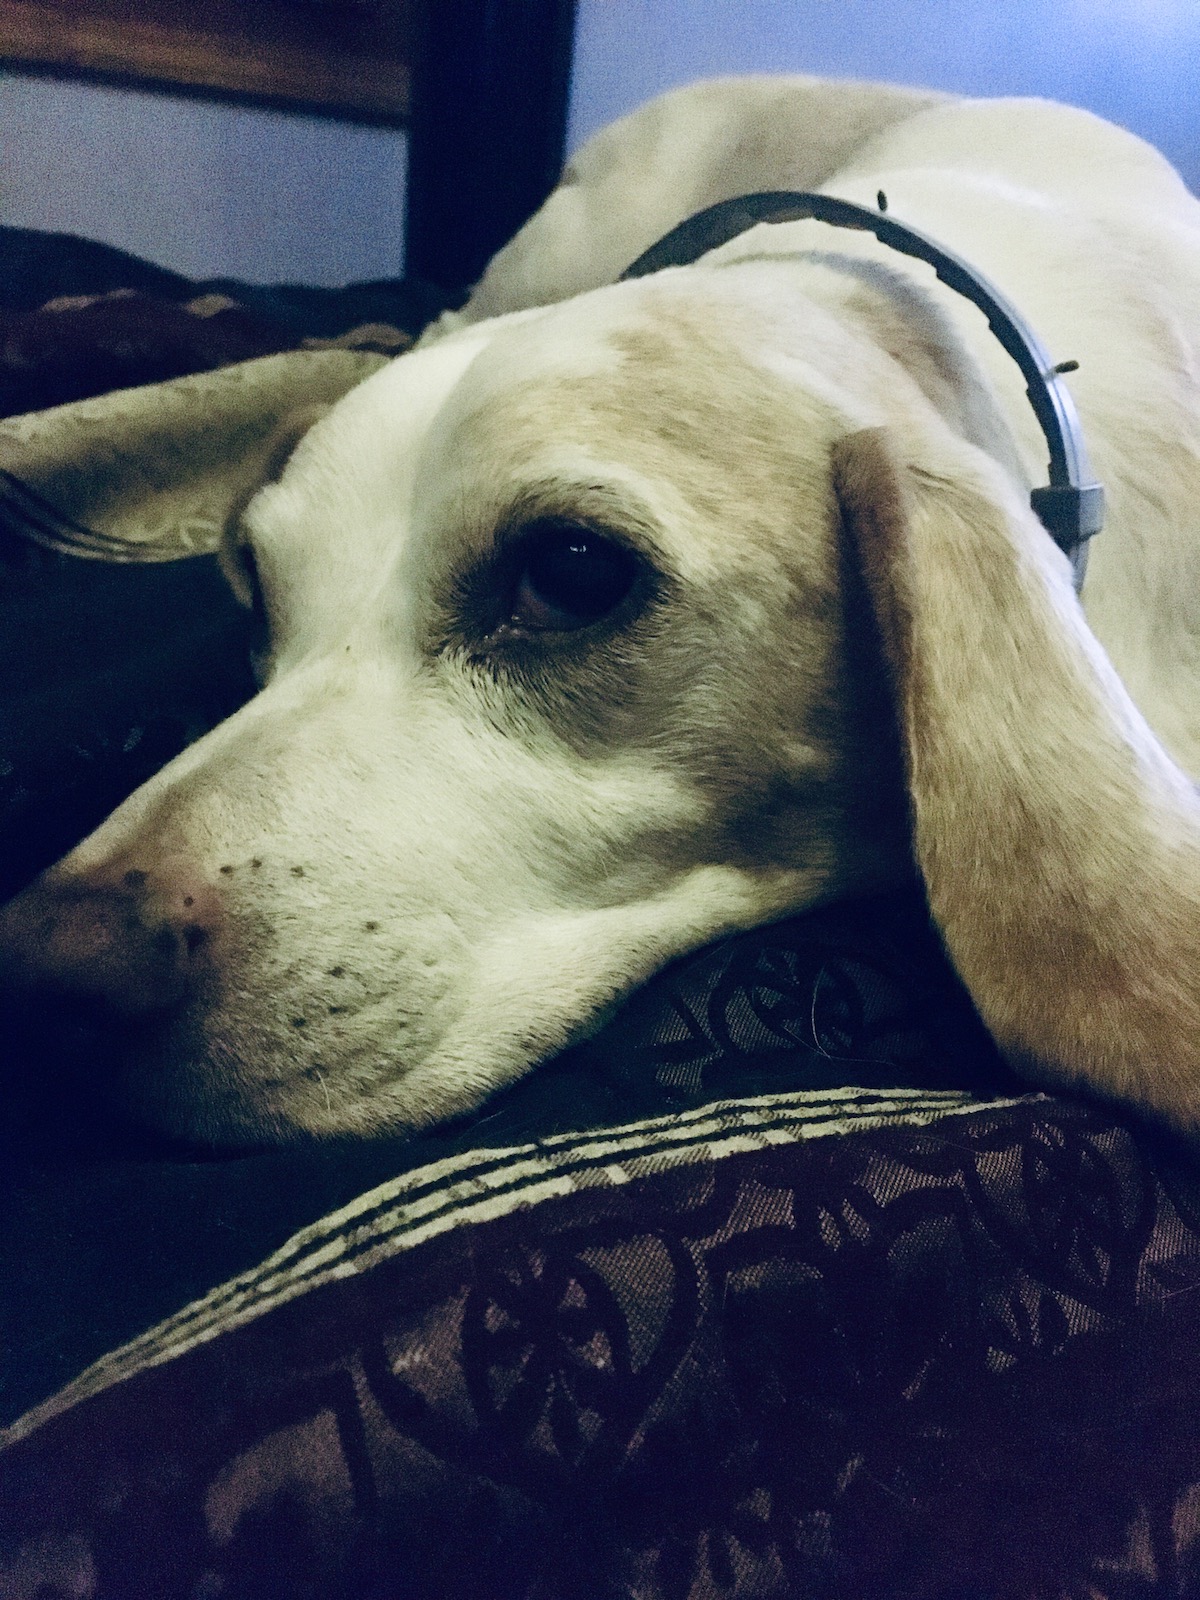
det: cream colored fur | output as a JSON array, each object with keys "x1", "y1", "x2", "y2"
[{"x1": 2, "y1": 74, "x2": 1198, "y2": 1143}]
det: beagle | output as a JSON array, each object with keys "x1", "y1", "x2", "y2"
[{"x1": 1, "y1": 76, "x2": 1198, "y2": 1145}]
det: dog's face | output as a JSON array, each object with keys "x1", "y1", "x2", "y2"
[
  {"x1": 0, "y1": 262, "x2": 923, "y2": 1145},
  {"x1": 4, "y1": 250, "x2": 1198, "y2": 1141}
]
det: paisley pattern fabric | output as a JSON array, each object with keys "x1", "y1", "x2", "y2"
[
  {"x1": 0, "y1": 885, "x2": 1019, "y2": 1416},
  {"x1": 0, "y1": 347, "x2": 387, "y2": 562},
  {"x1": 0, "y1": 222, "x2": 438, "y2": 564},
  {"x1": 5, "y1": 1090, "x2": 1200, "y2": 1599}
]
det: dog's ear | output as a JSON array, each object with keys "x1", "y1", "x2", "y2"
[
  {"x1": 217, "y1": 404, "x2": 329, "y2": 609},
  {"x1": 833, "y1": 425, "x2": 1200, "y2": 1127}
]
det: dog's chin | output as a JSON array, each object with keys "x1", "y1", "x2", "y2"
[
  {"x1": 0, "y1": 991, "x2": 372, "y2": 1157},
  {"x1": 114, "y1": 1038, "x2": 388, "y2": 1155},
  {"x1": 118, "y1": 1070, "x2": 315, "y2": 1156}
]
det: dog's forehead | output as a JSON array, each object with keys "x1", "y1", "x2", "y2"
[
  {"x1": 238, "y1": 323, "x2": 522, "y2": 648},
  {"x1": 243, "y1": 297, "x2": 606, "y2": 569},
  {"x1": 410, "y1": 268, "x2": 853, "y2": 564},
  {"x1": 440, "y1": 268, "x2": 794, "y2": 431},
  {"x1": 247, "y1": 265, "x2": 859, "y2": 657},
  {"x1": 247, "y1": 327, "x2": 496, "y2": 560}
]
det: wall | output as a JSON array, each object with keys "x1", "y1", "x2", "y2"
[
  {"x1": 0, "y1": 72, "x2": 407, "y2": 285},
  {"x1": 567, "y1": 0, "x2": 1200, "y2": 190}
]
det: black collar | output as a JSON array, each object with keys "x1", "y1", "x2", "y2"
[{"x1": 620, "y1": 190, "x2": 1103, "y2": 590}]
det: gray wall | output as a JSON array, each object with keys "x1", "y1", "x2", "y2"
[{"x1": 2, "y1": 0, "x2": 1196, "y2": 286}]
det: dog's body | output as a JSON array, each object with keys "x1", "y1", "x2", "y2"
[{"x1": 2, "y1": 76, "x2": 1199, "y2": 1145}]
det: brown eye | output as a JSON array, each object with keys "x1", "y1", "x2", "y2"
[{"x1": 509, "y1": 521, "x2": 639, "y2": 632}]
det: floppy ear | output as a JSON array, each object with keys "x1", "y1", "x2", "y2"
[{"x1": 833, "y1": 425, "x2": 1200, "y2": 1128}]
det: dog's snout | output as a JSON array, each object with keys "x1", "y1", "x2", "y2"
[{"x1": 0, "y1": 861, "x2": 221, "y2": 1017}]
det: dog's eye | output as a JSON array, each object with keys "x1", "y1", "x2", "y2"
[{"x1": 508, "y1": 521, "x2": 639, "y2": 632}]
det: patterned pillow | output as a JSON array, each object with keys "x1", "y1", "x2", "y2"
[{"x1": 4, "y1": 1086, "x2": 1200, "y2": 1599}]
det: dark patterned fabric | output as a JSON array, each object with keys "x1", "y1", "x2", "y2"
[
  {"x1": 0, "y1": 289, "x2": 297, "y2": 420},
  {"x1": 5, "y1": 1091, "x2": 1200, "y2": 1599},
  {"x1": 0, "y1": 225, "x2": 451, "y2": 420}
]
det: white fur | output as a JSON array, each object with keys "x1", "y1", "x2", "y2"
[{"x1": 5, "y1": 75, "x2": 1200, "y2": 1143}]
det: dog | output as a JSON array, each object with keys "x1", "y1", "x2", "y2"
[{"x1": 1, "y1": 74, "x2": 1198, "y2": 1147}]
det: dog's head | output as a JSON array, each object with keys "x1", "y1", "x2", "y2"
[{"x1": 3, "y1": 257, "x2": 1196, "y2": 1143}]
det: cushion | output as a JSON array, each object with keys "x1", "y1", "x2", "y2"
[{"x1": 4, "y1": 1089, "x2": 1200, "y2": 1598}]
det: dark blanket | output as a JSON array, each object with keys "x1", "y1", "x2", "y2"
[
  {"x1": 0, "y1": 225, "x2": 451, "y2": 418},
  {"x1": 0, "y1": 883, "x2": 1021, "y2": 1426},
  {"x1": 3, "y1": 227, "x2": 1200, "y2": 1599}
]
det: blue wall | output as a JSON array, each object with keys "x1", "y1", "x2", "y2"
[{"x1": 0, "y1": 73, "x2": 408, "y2": 285}]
